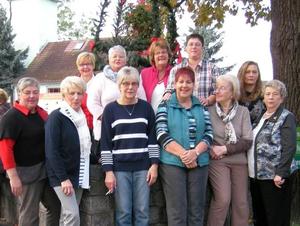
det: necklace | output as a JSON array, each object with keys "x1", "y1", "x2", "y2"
[
  {"x1": 263, "y1": 111, "x2": 275, "y2": 118},
  {"x1": 123, "y1": 104, "x2": 136, "y2": 116}
]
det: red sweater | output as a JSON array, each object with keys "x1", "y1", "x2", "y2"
[{"x1": 0, "y1": 102, "x2": 48, "y2": 169}]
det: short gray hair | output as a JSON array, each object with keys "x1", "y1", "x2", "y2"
[
  {"x1": 116, "y1": 66, "x2": 140, "y2": 87},
  {"x1": 16, "y1": 77, "x2": 40, "y2": 94},
  {"x1": 108, "y1": 45, "x2": 126, "y2": 59},
  {"x1": 263, "y1": 79, "x2": 287, "y2": 99},
  {"x1": 217, "y1": 74, "x2": 240, "y2": 101},
  {"x1": 60, "y1": 76, "x2": 86, "y2": 97}
]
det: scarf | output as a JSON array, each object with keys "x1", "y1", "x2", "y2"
[
  {"x1": 60, "y1": 101, "x2": 91, "y2": 158},
  {"x1": 215, "y1": 101, "x2": 238, "y2": 144},
  {"x1": 103, "y1": 65, "x2": 118, "y2": 82}
]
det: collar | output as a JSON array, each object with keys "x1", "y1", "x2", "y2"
[{"x1": 13, "y1": 101, "x2": 48, "y2": 121}]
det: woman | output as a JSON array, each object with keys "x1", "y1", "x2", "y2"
[
  {"x1": 156, "y1": 67, "x2": 213, "y2": 226},
  {"x1": 141, "y1": 38, "x2": 172, "y2": 112},
  {"x1": 87, "y1": 45, "x2": 146, "y2": 152},
  {"x1": 76, "y1": 51, "x2": 97, "y2": 162},
  {"x1": 0, "y1": 77, "x2": 60, "y2": 226},
  {"x1": 207, "y1": 74, "x2": 253, "y2": 226},
  {"x1": 101, "y1": 66, "x2": 159, "y2": 226},
  {"x1": 45, "y1": 76, "x2": 91, "y2": 226},
  {"x1": 76, "y1": 51, "x2": 95, "y2": 132},
  {"x1": 237, "y1": 61, "x2": 265, "y2": 125},
  {"x1": 0, "y1": 88, "x2": 10, "y2": 119},
  {"x1": 248, "y1": 80, "x2": 297, "y2": 226}
]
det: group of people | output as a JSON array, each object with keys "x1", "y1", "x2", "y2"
[{"x1": 0, "y1": 33, "x2": 297, "y2": 226}]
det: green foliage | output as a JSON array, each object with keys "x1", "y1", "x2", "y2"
[
  {"x1": 190, "y1": 26, "x2": 235, "y2": 74},
  {"x1": 187, "y1": 0, "x2": 270, "y2": 28},
  {"x1": 57, "y1": 0, "x2": 92, "y2": 40},
  {"x1": 0, "y1": 4, "x2": 27, "y2": 94}
]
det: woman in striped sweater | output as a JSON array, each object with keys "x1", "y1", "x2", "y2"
[{"x1": 101, "y1": 66, "x2": 159, "y2": 226}]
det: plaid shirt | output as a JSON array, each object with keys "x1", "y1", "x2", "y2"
[{"x1": 166, "y1": 58, "x2": 220, "y2": 99}]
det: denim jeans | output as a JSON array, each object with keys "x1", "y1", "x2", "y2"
[{"x1": 114, "y1": 170, "x2": 150, "y2": 226}]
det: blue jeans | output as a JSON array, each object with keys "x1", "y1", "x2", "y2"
[{"x1": 114, "y1": 170, "x2": 150, "y2": 226}]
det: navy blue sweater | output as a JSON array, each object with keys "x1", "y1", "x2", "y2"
[
  {"x1": 45, "y1": 109, "x2": 81, "y2": 188},
  {"x1": 101, "y1": 99, "x2": 159, "y2": 172}
]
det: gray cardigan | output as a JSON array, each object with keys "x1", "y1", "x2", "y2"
[{"x1": 208, "y1": 104, "x2": 253, "y2": 164}]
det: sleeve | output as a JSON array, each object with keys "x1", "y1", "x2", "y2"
[
  {"x1": 275, "y1": 113, "x2": 297, "y2": 178},
  {"x1": 86, "y1": 74, "x2": 104, "y2": 121},
  {"x1": 100, "y1": 105, "x2": 114, "y2": 172},
  {"x1": 209, "y1": 63, "x2": 220, "y2": 95},
  {"x1": 164, "y1": 67, "x2": 177, "y2": 94},
  {"x1": 45, "y1": 112, "x2": 69, "y2": 182},
  {"x1": 0, "y1": 139, "x2": 16, "y2": 169},
  {"x1": 201, "y1": 107, "x2": 213, "y2": 146},
  {"x1": 137, "y1": 78, "x2": 147, "y2": 101},
  {"x1": 146, "y1": 104, "x2": 159, "y2": 164},
  {"x1": 226, "y1": 107, "x2": 253, "y2": 155},
  {"x1": 155, "y1": 100, "x2": 174, "y2": 148}
]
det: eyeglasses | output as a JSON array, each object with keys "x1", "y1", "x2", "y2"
[
  {"x1": 121, "y1": 82, "x2": 139, "y2": 87},
  {"x1": 215, "y1": 86, "x2": 230, "y2": 93},
  {"x1": 79, "y1": 63, "x2": 93, "y2": 67},
  {"x1": 22, "y1": 90, "x2": 39, "y2": 96}
]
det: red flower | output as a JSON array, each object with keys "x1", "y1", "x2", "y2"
[{"x1": 89, "y1": 40, "x2": 95, "y2": 51}]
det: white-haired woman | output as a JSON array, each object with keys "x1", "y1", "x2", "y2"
[
  {"x1": 207, "y1": 74, "x2": 253, "y2": 226},
  {"x1": 45, "y1": 76, "x2": 91, "y2": 226},
  {"x1": 0, "y1": 77, "x2": 60, "y2": 226},
  {"x1": 101, "y1": 66, "x2": 159, "y2": 226},
  {"x1": 87, "y1": 45, "x2": 146, "y2": 160},
  {"x1": 248, "y1": 80, "x2": 297, "y2": 226}
]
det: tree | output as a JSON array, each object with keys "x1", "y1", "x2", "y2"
[
  {"x1": 57, "y1": 0, "x2": 92, "y2": 40},
  {"x1": 0, "y1": 3, "x2": 27, "y2": 94}
]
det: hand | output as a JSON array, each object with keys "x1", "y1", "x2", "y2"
[
  {"x1": 147, "y1": 164, "x2": 158, "y2": 186},
  {"x1": 162, "y1": 92, "x2": 171, "y2": 101},
  {"x1": 210, "y1": 145, "x2": 227, "y2": 160},
  {"x1": 274, "y1": 175, "x2": 285, "y2": 188},
  {"x1": 105, "y1": 171, "x2": 117, "y2": 193},
  {"x1": 198, "y1": 97, "x2": 209, "y2": 106},
  {"x1": 185, "y1": 161, "x2": 198, "y2": 169},
  {"x1": 9, "y1": 175, "x2": 22, "y2": 197},
  {"x1": 180, "y1": 150, "x2": 198, "y2": 165},
  {"x1": 61, "y1": 179, "x2": 74, "y2": 196}
]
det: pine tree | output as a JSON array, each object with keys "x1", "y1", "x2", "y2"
[{"x1": 0, "y1": 4, "x2": 27, "y2": 94}]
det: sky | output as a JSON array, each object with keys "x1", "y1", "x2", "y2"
[{"x1": 71, "y1": 0, "x2": 273, "y2": 81}]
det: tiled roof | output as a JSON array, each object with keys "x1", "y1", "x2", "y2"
[{"x1": 21, "y1": 40, "x2": 91, "y2": 83}]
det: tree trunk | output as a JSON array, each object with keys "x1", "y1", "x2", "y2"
[{"x1": 270, "y1": 0, "x2": 300, "y2": 124}]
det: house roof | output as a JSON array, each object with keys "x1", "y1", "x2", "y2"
[{"x1": 21, "y1": 40, "x2": 92, "y2": 83}]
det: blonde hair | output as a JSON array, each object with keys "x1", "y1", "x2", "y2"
[
  {"x1": 0, "y1": 88, "x2": 8, "y2": 103},
  {"x1": 148, "y1": 38, "x2": 172, "y2": 66},
  {"x1": 60, "y1": 76, "x2": 86, "y2": 97},
  {"x1": 217, "y1": 74, "x2": 240, "y2": 101},
  {"x1": 116, "y1": 66, "x2": 140, "y2": 87},
  {"x1": 76, "y1": 52, "x2": 96, "y2": 69}
]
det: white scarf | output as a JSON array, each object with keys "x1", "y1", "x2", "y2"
[
  {"x1": 60, "y1": 101, "x2": 91, "y2": 158},
  {"x1": 215, "y1": 101, "x2": 238, "y2": 144}
]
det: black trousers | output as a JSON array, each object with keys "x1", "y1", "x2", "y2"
[{"x1": 250, "y1": 174, "x2": 294, "y2": 226}]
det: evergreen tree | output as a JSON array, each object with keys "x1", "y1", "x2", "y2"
[
  {"x1": 190, "y1": 26, "x2": 234, "y2": 74},
  {"x1": 0, "y1": 4, "x2": 27, "y2": 94}
]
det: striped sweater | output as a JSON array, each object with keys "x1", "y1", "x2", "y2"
[{"x1": 101, "y1": 99, "x2": 159, "y2": 172}]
